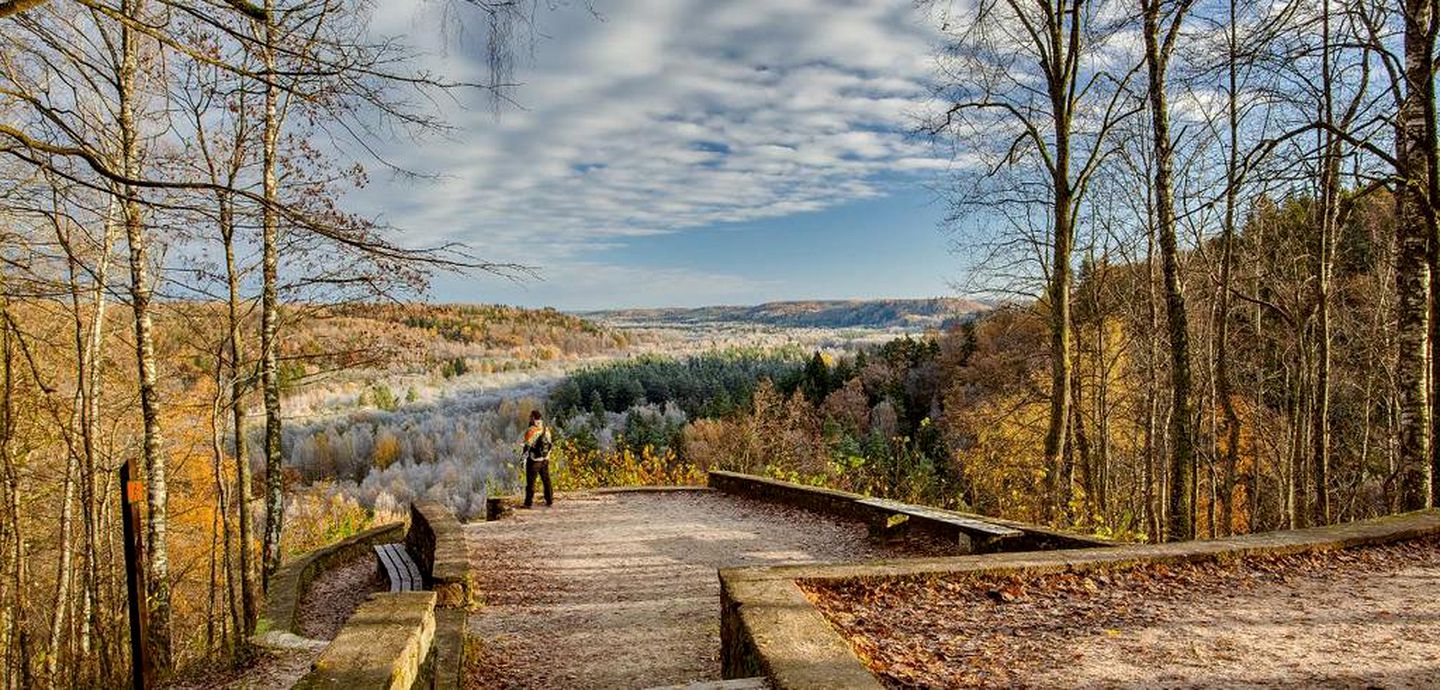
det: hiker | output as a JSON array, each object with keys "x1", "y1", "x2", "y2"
[{"x1": 520, "y1": 409, "x2": 553, "y2": 508}]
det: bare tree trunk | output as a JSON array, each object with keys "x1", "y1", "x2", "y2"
[
  {"x1": 1071, "y1": 338, "x2": 1095, "y2": 519},
  {"x1": 1, "y1": 297, "x2": 33, "y2": 689},
  {"x1": 1045, "y1": 207, "x2": 1074, "y2": 523},
  {"x1": 1397, "y1": 0, "x2": 1435, "y2": 510},
  {"x1": 1309, "y1": 0, "x2": 1340, "y2": 527},
  {"x1": 1094, "y1": 274, "x2": 1112, "y2": 520},
  {"x1": 1145, "y1": 217, "x2": 1162, "y2": 542},
  {"x1": 208, "y1": 361, "x2": 239, "y2": 651},
  {"x1": 57, "y1": 197, "x2": 114, "y2": 683},
  {"x1": 221, "y1": 194, "x2": 257, "y2": 634},
  {"x1": 259, "y1": 0, "x2": 286, "y2": 587},
  {"x1": 1414, "y1": 0, "x2": 1440, "y2": 508},
  {"x1": 1143, "y1": 0, "x2": 1198, "y2": 541},
  {"x1": 117, "y1": 0, "x2": 171, "y2": 667},
  {"x1": 1214, "y1": 0, "x2": 1243, "y2": 537},
  {"x1": 47, "y1": 432, "x2": 77, "y2": 682},
  {"x1": 80, "y1": 203, "x2": 116, "y2": 683}
]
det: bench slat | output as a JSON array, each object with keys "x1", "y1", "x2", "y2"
[
  {"x1": 374, "y1": 543, "x2": 421, "y2": 592},
  {"x1": 401, "y1": 555, "x2": 421, "y2": 589},
  {"x1": 376, "y1": 544, "x2": 402, "y2": 592},
  {"x1": 857, "y1": 497, "x2": 1023, "y2": 538},
  {"x1": 398, "y1": 546, "x2": 422, "y2": 584},
  {"x1": 392, "y1": 545, "x2": 419, "y2": 590}
]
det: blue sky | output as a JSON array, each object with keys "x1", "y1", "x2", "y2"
[{"x1": 361, "y1": 0, "x2": 958, "y2": 310}]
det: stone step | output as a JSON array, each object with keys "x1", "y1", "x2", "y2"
[{"x1": 643, "y1": 679, "x2": 769, "y2": 690}]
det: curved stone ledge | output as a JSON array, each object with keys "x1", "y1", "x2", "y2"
[
  {"x1": 709, "y1": 471, "x2": 865, "y2": 519},
  {"x1": 707, "y1": 470, "x2": 1110, "y2": 551},
  {"x1": 295, "y1": 591, "x2": 437, "y2": 690},
  {"x1": 254, "y1": 521, "x2": 405, "y2": 645}
]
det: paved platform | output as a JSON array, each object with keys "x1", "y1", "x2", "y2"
[{"x1": 464, "y1": 490, "x2": 942, "y2": 689}]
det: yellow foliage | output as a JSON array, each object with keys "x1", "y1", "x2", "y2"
[
  {"x1": 373, "y1": 431, "x2": 402, "y2": 469},
  {"x1": 552, "y1": 441, "x2": 706, "y2": 490}
]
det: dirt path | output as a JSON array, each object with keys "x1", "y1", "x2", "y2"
[
  {"x1": 1030, "y1": 544, "x2": 1440, "y2": 688},
  {"x1": 464, "y1": 490, "x2": 947, "y2": 689}
]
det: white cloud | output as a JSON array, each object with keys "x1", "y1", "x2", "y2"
[
  {"x1": 357, "y1": 0, "x2": 947, "y2": 303},
  {"x1": 431, "y1": 261, "x2": 777, "y2": 311}
]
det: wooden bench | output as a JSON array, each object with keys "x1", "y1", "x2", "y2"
[
  {"x1": 857, "y1": 497, "x2": 1023, "y2": 552},
  {"x1": 374, "y1": 543, "x2": 423, "y2": 592}
]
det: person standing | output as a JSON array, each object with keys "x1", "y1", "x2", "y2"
[{"x1": 521, "y1": 409, "x2": 553, "y2": 508}]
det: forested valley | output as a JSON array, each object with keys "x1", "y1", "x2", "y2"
[
  {"x1": 545, "y1": 188, "x2": 1410, "y2": 543},
  {"x1": 4, "y1": 0, "x2": 1440, "y2": 687}
]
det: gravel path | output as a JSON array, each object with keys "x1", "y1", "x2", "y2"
[{"x1": 464, "y1": 490, "x2": 948, "y2": 690}]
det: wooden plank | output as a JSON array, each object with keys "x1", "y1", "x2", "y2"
[
  {"x1": 375, "y1": 544, "x2": 400, "y2": 592},
  {"x1": 403, "y1": 551, "x2": 423, "y2": 586},
  {"x1": 375, "y1": 544, "x2": 413, "y2": 592},
  {"x1": 856, "y1": 498, "x2": 1022, "y2": 538},
  {"x1": 374, "y1": 543, "x2": 427, "y2": 592},
  {"x1": 394, "y1": 549, "x2": 418, "y2": 590},
  {"x1": 388, "y1": 543, "x2": 424, "y2": 591},
  {"x1": 395, "y1": 550, "x2": 416, "y2": 590}
]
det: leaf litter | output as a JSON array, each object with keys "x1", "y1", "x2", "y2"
[{"x1": 804, "y1": 536, "x2": 1440, "y2": 689}]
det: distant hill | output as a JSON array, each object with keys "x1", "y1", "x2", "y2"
[{"x1": 585, "y1": 298, "x2": 990, "y2": 330}]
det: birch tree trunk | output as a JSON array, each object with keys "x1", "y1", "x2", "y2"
[
  {"x1": 259, "y1": 0, "x2": 286, "y2": 587},
  {"x1": 1396, "y1": 0, "x2": 1434, "y2": 510},
  {"x1": 1310, "y1": 0, "x2": 1338, "y2": 526},
  {"x1": 116, "y1": 0, "x2": 172, "y2": 667}
]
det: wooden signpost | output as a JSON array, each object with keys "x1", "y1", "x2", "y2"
[{"x1": 121, "y1": 458, "x2": 153, "y2": 689}]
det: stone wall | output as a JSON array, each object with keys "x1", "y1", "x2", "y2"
[
  {"x1": 295, "y1": 591, "x2": 437, "y2": 690},
  {"x1": 254, "y1": 521, "x2": 405, "y2": 646},
  {"x1": 707, "y1": 470, "x2": 1110, "y2": 552},
  {"x1": 406, "y1": 500, "x2": 472, "y2": 608},
  {"x1": 708, "y1": 471, "x2": 868, "y2": 519}
]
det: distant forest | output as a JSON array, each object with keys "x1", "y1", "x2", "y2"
[{"x1": 587, "y1": 297, "x2": 989, "y2": 329}]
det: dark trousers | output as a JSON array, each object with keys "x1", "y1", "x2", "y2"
[{"x1": 525, "y1": 458, "x2": 552, "y2": 507}]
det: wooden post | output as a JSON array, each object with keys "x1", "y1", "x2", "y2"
[{"x1": 121, "y1": 458, "x2": 153, "y2": 689}]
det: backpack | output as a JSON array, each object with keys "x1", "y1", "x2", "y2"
[{"x1": 529, "y1": 428, "x2": 553, "y2": 458}]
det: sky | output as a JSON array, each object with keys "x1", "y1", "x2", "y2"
[{"x1": 358, "y1": 0, "x2": 960, "y2": 310}]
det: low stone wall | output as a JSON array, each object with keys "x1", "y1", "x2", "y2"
[
  {"x1": 406, "y1": 500, "x2": 472, "y2": 608},
  {"x1": 707, "y1": 470, "x2": 1110, "y2": 552},
  {"x1": 430, "y1": 608, "x2": 465, "y2": 689},
  {"x1": 708, "y1": 471, "x2": 867, "y2": 519},
  {"x1": 254, "y1": 521, "x2": 405, "y2": 646},
  {"x1": 720, "y1": 576, "x2": 881, "y2": 689},
  {"x1": 719, "y1": 509, "x2": 1440, "y2": 690},
  {"x1": 594, "y1": 485, "x2": 715, "y2": 494},
  {"x1": 295, "y1": 591, "x2": 437, "y2": 690}
]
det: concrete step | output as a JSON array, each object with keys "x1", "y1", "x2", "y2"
[{"x1": 643, "y1": 678, "x2": 769, "y2": 690}]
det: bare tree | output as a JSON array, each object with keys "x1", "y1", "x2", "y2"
[{"x1": 927, "y1": 0, "x2": 1139, "y2": 522}]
